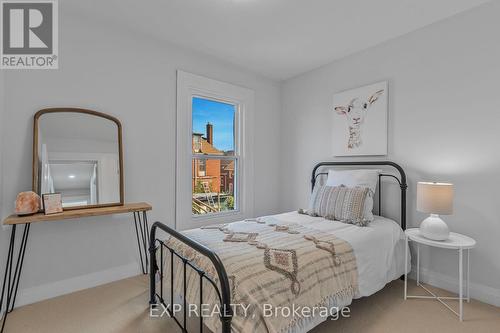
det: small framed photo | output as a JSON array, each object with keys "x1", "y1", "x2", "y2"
[{"x1": 42, "y1": 193, "x2": 63, "y2": 215}]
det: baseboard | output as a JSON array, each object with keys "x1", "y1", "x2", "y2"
[
  {"x1": 409, "y1": 265, "x2": 500, "y2": 307},
  {"x1": 4, "y1": 262, "x2": 498, "y2": 318},
  {"x1": 12, "y1": 262, "x2": 141, "y2": 310}
]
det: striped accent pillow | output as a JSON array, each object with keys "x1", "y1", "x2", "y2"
[{"x1": 308, "y1": 185, "x2": 370, "y2": 226}]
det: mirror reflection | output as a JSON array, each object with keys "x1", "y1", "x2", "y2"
[{"x1": 36, "y1": 111, "x2": 122, "y2": 208}]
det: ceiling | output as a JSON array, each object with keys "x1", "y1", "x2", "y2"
[
  {"x1": 50, "y1": 162, "x2": 96, "y2": 190},
  {"x1": 40, "y1": 112, "x2": 118, "y2": 142},
  {"x1": 64, "y1": 0, "x2": 490, "y2": 80}
]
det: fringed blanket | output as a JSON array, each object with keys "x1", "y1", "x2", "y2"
[{"x1": 162, "y1": 216, "x2": 358, "y2": 333}]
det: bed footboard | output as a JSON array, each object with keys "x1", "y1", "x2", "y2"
[{"x1": 149, "y1": 222, "x2": 233, "y2": 333}]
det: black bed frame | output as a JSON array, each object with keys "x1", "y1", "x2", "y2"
[{"x1": 149, "y1": 161, "x2": 407, "y2": 333}]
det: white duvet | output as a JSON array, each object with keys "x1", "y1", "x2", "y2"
[{"x1": 260, "y1": 211, "x2": 411, "y2": 298}]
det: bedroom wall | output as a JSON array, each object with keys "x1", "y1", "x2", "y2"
[
  {"x1": 0, "y1": 8, "x2": 281, "y2": 306},
  {"x1": 0, "y1": 71, "x2": 4, "y2": 218},
  {"x1": 280, "y1": 1, "x2": 500, "y2": 306}
]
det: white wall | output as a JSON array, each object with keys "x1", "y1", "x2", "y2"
[
  {"x1": 0, "y1": 71, "x2": 4, "y2": 217},
  {"x1": 0, "y1": 72, "x2": 5, "y2": 296},
  {"x1": 280, "y1": 2, "x2": 500, "y2": 305},
  {"x1": 0, "y1": 9, "x2": 281, "y2": 307}
]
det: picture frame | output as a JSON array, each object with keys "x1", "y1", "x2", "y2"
[{"x1": 42, "y1": 193, "x2": 63, "y2": 215}]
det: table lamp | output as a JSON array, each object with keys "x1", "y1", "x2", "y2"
[{"x1": 417, "y1": 182, "x2": 454, "y2": 241}]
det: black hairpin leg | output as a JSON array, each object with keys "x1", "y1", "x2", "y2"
[
  {"x1": 0, "y1": 223, "x2": 31, "y2": 333},
  {"x1": 133, "y1": 211, "x2": 149, "y2": 274}
]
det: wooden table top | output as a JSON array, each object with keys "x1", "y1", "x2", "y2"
[{"x1": 3, "y1": 202, "x2": 152, "y2": 225}]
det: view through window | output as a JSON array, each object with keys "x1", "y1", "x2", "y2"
[{"x1": 192, "y1": 97, "x2": 237, "y2": 215}]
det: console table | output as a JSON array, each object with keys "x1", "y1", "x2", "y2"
[{"x1": 0, "y1": 202, "x2": 152, "y2": 332}]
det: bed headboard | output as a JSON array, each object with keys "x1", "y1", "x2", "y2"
[{"x1": 311, "y1": 161, "x2": 408, "y2": 230}]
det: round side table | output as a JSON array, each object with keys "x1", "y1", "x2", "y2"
[{"x1": 404, "y1": 228, "x2": 476, "y2": 321}]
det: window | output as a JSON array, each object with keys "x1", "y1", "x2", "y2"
[
  {"x1": 177, "y1": 71, "x2": 254, "y2": 230},
  {"x1": 193, "y1": 135, "x2": 202, "y2": 153},
  {"x1": 196, "y1": 158, "x2": 206, "y2": 176},
  {"x1": 192, "y1": 97, "x2": 237, "y2": 215}
]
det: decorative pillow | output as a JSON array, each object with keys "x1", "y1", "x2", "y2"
[
  {"x1": 325, "y1": 169, "x2": 381, "y2": 222},
  {"x1": 308, "y1": 185, "x2": 370, "y2": 226}
]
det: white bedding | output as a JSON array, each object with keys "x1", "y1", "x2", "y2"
[{"x1": 260, "y1": 211, "x2": 410, "y2": 298}]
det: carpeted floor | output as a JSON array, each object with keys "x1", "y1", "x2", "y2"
[{"x1": 3, "y1": 275, "x2": 499, "y2": 333}]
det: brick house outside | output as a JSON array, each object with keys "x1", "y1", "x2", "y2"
[
  {"x1": 220, "y1": 159, "x2": 235, "y2": 194},
  {"x1": 192, "y1": 123, "x2": 223, "y2": 193}
]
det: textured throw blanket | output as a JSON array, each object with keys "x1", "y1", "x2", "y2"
[{"x1": 162, "y1": 216, "x2": 358, "y2": 333}]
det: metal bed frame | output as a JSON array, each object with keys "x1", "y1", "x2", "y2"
[{"x1": 148, "y1": 161, "x2": 407, "y2": 333}]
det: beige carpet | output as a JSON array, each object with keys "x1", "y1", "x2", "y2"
[{"x1": 4, "y1": 275, "x2": 499, "y2": 333}]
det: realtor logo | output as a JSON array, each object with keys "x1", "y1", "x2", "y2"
[{"x1": 1, "y1": 0, "x2": 58, "y2": 69}]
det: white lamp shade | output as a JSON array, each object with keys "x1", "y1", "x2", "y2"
[{"x1": 417, "y1": 182, "x2": 454, "y2": 215}]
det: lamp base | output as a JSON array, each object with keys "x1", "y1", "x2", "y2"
[{"x1": 419, "y1": 214, "x2": 449, "y2": 241}]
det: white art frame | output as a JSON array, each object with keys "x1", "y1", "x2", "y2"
[{"x1": 332, "y1": 81, "x2": 388, "y2": 156}]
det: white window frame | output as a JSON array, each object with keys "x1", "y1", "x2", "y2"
[{"x1": 176, "y1": 71, "x2": 254, "y2": 230}]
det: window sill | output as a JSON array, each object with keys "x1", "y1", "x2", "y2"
[{"x1": 180, "y1": 209, "x2": 246, "y2": 230}]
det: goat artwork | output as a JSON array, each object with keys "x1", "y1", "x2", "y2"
[
  {"x1": 334, "y1": 89, "x2": 384, "y2": 149},
  {"x1": 332, "y1": 81, "x2": 388, "y2": 156}
]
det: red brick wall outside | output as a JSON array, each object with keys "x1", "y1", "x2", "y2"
[
  {"x1": 205, "y1": 159, "x2": 221, "y2": 192},
  {"x1": 192, "y1": 159, "x2": 221, "y2": 193}
]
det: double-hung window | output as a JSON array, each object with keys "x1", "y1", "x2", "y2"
[
  {"x1": 176, "y1": 71, "x2": 254, "y2": 230},
  {"x1": 192, "y1": 97, "x2": 237, "y2": 215}
]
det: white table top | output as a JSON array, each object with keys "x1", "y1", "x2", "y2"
[{"x1": 405, "y1": 228, "x2": 476, "y2": 249}]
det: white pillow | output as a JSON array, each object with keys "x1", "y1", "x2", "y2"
[{"x1": 325, "y1": 169, "x2": 381, "y2": 222}]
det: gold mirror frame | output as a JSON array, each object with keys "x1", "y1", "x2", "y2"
[{"x1": 32, "y1": 108, "x2": 124, "y2": 210}]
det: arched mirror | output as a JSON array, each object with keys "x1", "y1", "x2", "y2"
[{"x1": 33, "y1": 108, "x2": 124, "y2": 210}]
